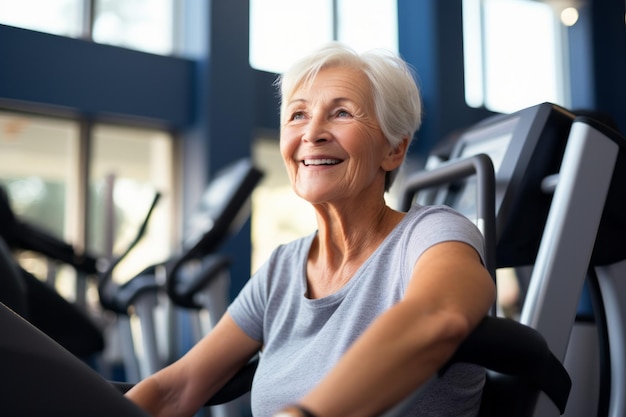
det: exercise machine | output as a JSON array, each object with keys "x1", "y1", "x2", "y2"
[
  {"x1": 399, "y1": 102, "x2": 626, "y2": 417},
  {"x1": 97, "y1": 158, "x2": 263, "y2": 375},
  {"x1": 0, "y1": 185, "x2": 104, "y2": 359},
  {"x1": 98, "y1": 158, "x2": 263, "y2": 417}
]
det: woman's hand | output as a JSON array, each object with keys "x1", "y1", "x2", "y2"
[{"x1": 126, "y1": 312, "x2": 261, "y2": 417}]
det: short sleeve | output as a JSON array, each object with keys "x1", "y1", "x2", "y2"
[
  {"x1": 403, "y1": 205, "x2": 486, "y2": 273},
  {"x1": 227, "y1": 260, "x2": 269, "y2": 343}
]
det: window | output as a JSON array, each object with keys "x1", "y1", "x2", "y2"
[
  {"x1": 0, "y1": 112, "x2": 80, "y2": 243},
  {"x1": 93, "y1": 0, "x2": 175, "y2": 55},
  {"x1": 0, "y1": 111, "x2": 175, "y2": 300},
  {"x1": 336, "y1": 0, "x2": 398, "y2": 55},
  {"x1": 249, "y1": 0, "x2": 333, "y2": 73},
  {"x1": 249, "y1": 0, "x2": 398, "y2": 73},
  {"x1": 0, "y1": 0, "x2": 84, "y2": 37},
  {"x1": 0, "y1": 112, "x2": 82, "y2": 300},
  {"x1": 463, "y1": 0, "x2": 569, "y2": 113},
  {"x1": 0, "y1": 0, "x2": 175, "y2": 55},
  {"x1": 89, "y1": 124, "x2": 174, "y2": 284}
]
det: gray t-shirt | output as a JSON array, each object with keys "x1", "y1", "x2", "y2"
[{"x1": 228, "y1": 204, "x2": 486, "y2": 417}]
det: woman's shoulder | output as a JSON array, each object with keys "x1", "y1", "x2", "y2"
[
  {"x1": 271, "y1": 232, "x2": 316, "y2": 255},
  {"x1": 401, "y1": 203, "x2": 485, "y2": 260},
  {"x1": 259, "y1": 232, "x2": 316, "y2": 274},
  {"x1": 406, "y1": 203, "x2": 463, "y2": 215},
  {"x1": 403, "y1": 203, "x2": 470, "y2": 225},
  {"x1": 400, "y1": 203, "x2": 482, "y2": 245}
]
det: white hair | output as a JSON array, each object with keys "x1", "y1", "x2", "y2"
[{"x1": 275, "y1": 42, "x2": 423, "y2": 188}]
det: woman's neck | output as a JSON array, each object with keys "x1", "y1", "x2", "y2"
[{"x1": 306, "y1": 202, "x2": 405, "y2": 298}]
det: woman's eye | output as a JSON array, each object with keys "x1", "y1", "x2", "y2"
[
  {"x1": 291, "y1": 111, "x2": 305, "y2": 121},
  {"x1": 336, "y1": 110, "x2": 351, "y2": 118}
]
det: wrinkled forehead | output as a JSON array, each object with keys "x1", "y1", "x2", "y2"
[
  {"x1": 282, "y1": 65, "x2": 373, "y2": 115},
  {"x1": 297, "y1": 62, "x2": 368, "y2": 91}
]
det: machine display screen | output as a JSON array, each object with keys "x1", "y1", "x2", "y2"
[
  {"x1": 458, "y1": 132, "x2": 513, "y2": 173},
  {"x1": 446, "y1": 117, "x2": 518, "y2": 220},
  {"x1": 400, "y1": 102, "x2": 577, "y2": 267}
]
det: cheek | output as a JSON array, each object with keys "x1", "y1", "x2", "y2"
[
  {"x1": 279, "y1": 135, "x2": 299, "y2": 172},
  {"x1": 278, "y1": 130, "x2": 292, "y2": 158},
  {"x1": 278, "y1": 140, "x2": 287, "y2": 161},
  {"x1": 351, "y1": 127, "x2": 389, "y2": 162}
]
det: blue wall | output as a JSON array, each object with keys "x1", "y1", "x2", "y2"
[{"x1": 0, "y1": 24, "x2": 193, "y2": 126}]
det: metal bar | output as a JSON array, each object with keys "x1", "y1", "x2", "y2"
[{"x1": 399, "y1": 154, "x2": 496, "y2": 280}]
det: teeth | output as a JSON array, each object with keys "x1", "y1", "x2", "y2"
[{"x1": 303, "y1": 158, "x2": 340, "y2": 166}]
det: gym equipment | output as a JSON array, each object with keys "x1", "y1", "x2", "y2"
[
  {"x1": 0, "y1": 185, "x2": 104, "y2": 358},
  {"x1": 400, "y1": 102, "x2": 626, "y2": 417},
  {"x1": 0, "y1": 236, "x2": 27, "y2": 316},
  {"x1": 0, "y1": 182, "x2": 166, "y2": 362},
  {"x1": 520, "y1": 116, "x2": 626, "y2": 417},
  {"x1": 97, "y1": 157, "x2": 264, "y2": 383},
  {"x1": 400, "y1": 102, "x2": 575, "y2": 268},
  {"x1": 0, "y1": 184, "x2": 99, "y2": 276},
  {"x1": 374, "y1": 148, "x2": 571, "y2": 416}
]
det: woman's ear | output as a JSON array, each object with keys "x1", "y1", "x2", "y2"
[{"x1": 382, "y1": 136, "x2": 409, "y2": 171}]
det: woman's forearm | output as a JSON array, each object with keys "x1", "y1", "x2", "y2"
[
  {"x1": 297, "y1": 302, "x2": 470, "y2": 417},
  {"x1": 126, "y1": 313, "x2": 262, "y2": 417},
  {"x1": 295, "y1": 242, "x2": 496, "y2": 417}
]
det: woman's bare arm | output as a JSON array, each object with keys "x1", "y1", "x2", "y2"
[
  {"x1": 292, "y1": 241, "x2": 496, "y2": 417},
  {"x1": 126, "y1": 312, "x2": 261, "y2": 417}
]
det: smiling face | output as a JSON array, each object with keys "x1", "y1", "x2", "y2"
[{"x1": 280, "y1": 66, "x2": 406, "y2": 206}]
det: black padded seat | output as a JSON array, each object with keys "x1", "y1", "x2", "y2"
[{"x1": 456, "y1": 317, "x2": 571, "y2": 417}]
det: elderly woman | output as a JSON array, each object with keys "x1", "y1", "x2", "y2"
[{"x1": 126, "y1": 42, "x2": 495, "y2": 417}]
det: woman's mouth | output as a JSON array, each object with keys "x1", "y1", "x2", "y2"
[{"x1": 302, "y1": 158, "x2": 342, "y2": 166}]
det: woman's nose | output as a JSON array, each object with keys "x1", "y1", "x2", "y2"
[{"x1": 302, "y1": 118, "x2": 330, "y2": 143}]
